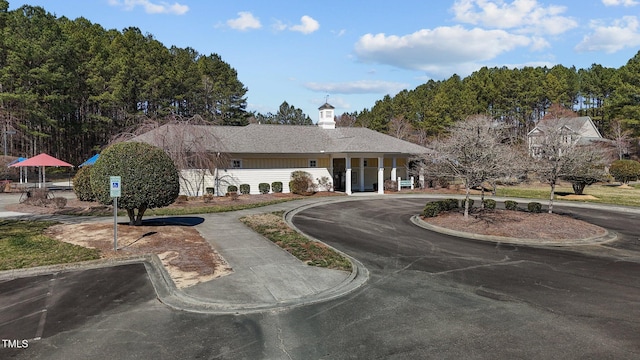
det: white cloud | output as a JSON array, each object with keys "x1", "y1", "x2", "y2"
[
  {"x1": 354, "y1": 26, "x2": 531, "y2": 73},
  {"x1": 227, "y1": 12, "x2": 262, "y2": 31},
  {"x1": 289, "y1": 15, "x2": 320, "y2": 34},
  {"x1": 452, "y1": 0, "x2": 577, "y2": 35},
  {"x1": 575, "y1": 16, "x2": 640, "y2": 53},
  {"x1": 108, "y1": 0, "x2": 188, "y2": 15},
  {"x1": 333, "y1": 29, "x2": 347, "y2": 37},
  {"x1": 602, "y1": 0, "x2": 639, "y2": 6},
  {"x1": 272, "y1": 20, "x2": 287, "y2": 32},
  {"x1": 304, "y1": 80, "x2": 410, "y2": 95}
]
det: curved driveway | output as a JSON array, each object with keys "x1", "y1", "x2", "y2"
[
  {"x1": 2, "y1": 196, "x2": 639, "y2": 359},
  {"x1": 290, "y1": 197, "x2": 640, "y2": 359}
]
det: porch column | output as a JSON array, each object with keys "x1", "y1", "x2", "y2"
[
  {"x1": 329, "y1": 155, "x2": 334, "y2": 190},
  {"x1": 359, "y1": 157, "x2": 365, "y2": 191},
  {"x1": 345, "y1": 156, "x2": 352, "y2": 195},
  {"x1": 377, "y1": 156, "x2": 384, "y2": 194},
  {"x1": 390, "y1": 157, "x2": 397, "y2": 182}
]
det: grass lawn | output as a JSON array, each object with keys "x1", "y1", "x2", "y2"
[
  {"x1": 495, "y1": 182, "x2": 640, "y2": 207},
  {"x1": 0, "y1": 220, "x2": 101, "y2": 271},
  {"x1": 240, "y1": 211, "x2": 352, "y2": 272}
]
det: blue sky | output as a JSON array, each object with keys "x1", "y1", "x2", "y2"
[{"x1": 7, "y1": 0, "x2": 640, "y2": 123}]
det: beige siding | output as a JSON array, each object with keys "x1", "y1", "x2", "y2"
[
  {"x1": 195, "y1": 168, "x2": 333, "y2": 195},
  {"x1": 239, "y1": 157, "x2": 330, "y2": 169}
]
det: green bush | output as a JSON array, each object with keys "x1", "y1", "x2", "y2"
[
  {"x1": 227, "y1": 185, "x2": 238, "y2": 193},
  {"x1": 90, "y1": 142, "x2": 180, "y2": 226},
  {"x1": 609, "y1": 159, "x2": 640, "y2": 184},
  {"x1": 442, "y1": 198, "x2": 459, "y2": 210},
  {"x1": 239, "y1": 184, "x2": 250, "y2": 195},
  {"x1": 272, "y1": 181, "x2": 283, "y2": 193},
  {"x1": 258, "y1": 183, "x2": 270, "y2": 194},
  {"x1": 504, "y1": 200, "x2": 519, "y2": 211},
  {"x1": 422, "y1": 202, "x2": 441, "y2": 217},
  {"x1": 73, "y1": 166, "x2": 95, "y2": 201},
  {"x1": 527, "y1": 202, "x2": 543, "y2": 213},
  {"x1": 483, "y1": 199, "x2": 496, "y2": 209},
  {"x1": 461, "y1": 198, "x2": 474, "y2": 209}
]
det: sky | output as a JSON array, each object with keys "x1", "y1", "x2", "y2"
[{"x1": 7, "y1": 0, "x2": 640, "y2": 123}]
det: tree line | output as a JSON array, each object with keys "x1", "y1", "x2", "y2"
[
  {"x1": 2, "y1": 1, "x2": 640, "y2": 166},
  {"x1": 0, "y1": 2, "x2": 249, "y2": 165},
  {"x1": 342, "y1": 52, "x2": 640, "y2": 153}
]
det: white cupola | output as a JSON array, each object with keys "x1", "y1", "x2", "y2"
[{"x1": 318, "y1": 102, "x2": 336, "y2": 129}]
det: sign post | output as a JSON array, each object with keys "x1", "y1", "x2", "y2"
[{"x1": 110, "y1": 176, "x2": 121, "y2": 251}]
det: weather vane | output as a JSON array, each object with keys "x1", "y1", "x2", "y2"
[{"x1": 325, "y1": 94, "x2": 329, "y2": 104}]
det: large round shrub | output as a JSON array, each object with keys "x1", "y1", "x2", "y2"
[
  {"x1": 289, "y1": 171, "x2": 316, "y2": 195},
  {"x1": 73, "y1": 166, "x2": 95, "y2": 201},
  {"x1": 609, "y1": 159, "x2": 640, "y2": 184},
  {"x1": 90, "y1": 142, "x2": 180, "y2": 225}
]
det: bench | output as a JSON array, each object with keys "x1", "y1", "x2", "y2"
[{"x1": 397, "y1": 177, "x2": 414, "y2": 191}]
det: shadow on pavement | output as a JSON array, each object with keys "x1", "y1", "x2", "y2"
[{"x1": 137, "y1": 216, "x2": 205, "y2": 227}]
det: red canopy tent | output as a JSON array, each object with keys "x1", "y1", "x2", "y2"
[{"x1": 9, "y1": 153, "x2": 73, "y2": 188}]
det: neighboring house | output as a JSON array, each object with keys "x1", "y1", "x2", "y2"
[
  {"x1": 131, "y1": 102, "x2": 430, "y2": 195},
  {"x1": 527, "y1": 116, "x2": 604, "y2": 158}
]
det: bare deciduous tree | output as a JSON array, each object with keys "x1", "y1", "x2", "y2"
[
  {"x1": 608, "y1": 119, "x2": 632, "y2": 160},
  {"x1": 110, "y1": 114, "x2": 230, "y2": 196},
  {"x1": 424, "y1": 115, "x2": 524, "y2": 218},
  {"x1": 387, "y1": 116, "x2": 414, "y2": 141},
  {"x1": 532, "y1": 119, "x2": 607, "y2": 213}
]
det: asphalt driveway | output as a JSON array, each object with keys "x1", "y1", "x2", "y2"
[{"x1": 1, "y1": 196, "x2": 639, "y2": 359}]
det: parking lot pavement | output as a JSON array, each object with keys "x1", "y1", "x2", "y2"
[{"x1": 0, "y1": 264, "x2": 156, "y2": 349}]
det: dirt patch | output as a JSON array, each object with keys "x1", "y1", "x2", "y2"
[
  {"x1": 45, "y1": 222, "x2": 231, "y2": 288},
  {"x1": 557, "y1": 194, "x2": 598, "y2": 200},
  {"x1": 421, "y1": 209, "x2": 607, "y2": 242}
]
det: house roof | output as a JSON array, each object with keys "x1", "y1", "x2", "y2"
[
  {"x1": 131, "y1": 123, "x2": 431, "y2": 156},
  {"x1": 528, "y1": 116, "x2": 603, "y2": 138},
  {"x1": 318, "y1": 102, "x2": 335, "y2": 110}
]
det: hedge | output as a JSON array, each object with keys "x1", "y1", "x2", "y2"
[
  {"x1": 504, "y1": 200, "x2": 518, "y2": 211},
  {"x1": 258, "y1": 183, "x2": 270, "y2": 194},
  {"x1": 527, "y1": 202, "x2": 543, "y2": 213}
]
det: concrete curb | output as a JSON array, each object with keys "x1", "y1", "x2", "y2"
[
  {"x1": 411, "y1": 215, "x2": 618, "y2": 247},
  {"x1": 0, "y1": 198, "x2": 371, "y2": 315},
  {"x1": 2, "y1": 194, "x2": 635, "y2": 314}
]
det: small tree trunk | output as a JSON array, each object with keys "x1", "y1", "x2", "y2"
[
  {"x1": 135, "y1": 205, "x2": 147, "y2": 226},
  {"x1": 464, "y1": 183, "x2": 471, "y2": 218},
  {"x1": 126, "y1": 208, "x2": 136, "y2": 226},
  {"x1": 549, "y1": 181, "x2": 556, "y2": 214},
  {"x1": 572, "y1": 182, "x2": 585, "y2": 195},
  {"x1": 480, "y1": 185, "x2": 485, "y2": 208}
]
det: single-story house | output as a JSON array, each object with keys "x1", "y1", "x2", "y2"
[{"x1": 131, "y1": 102, "x2": 431, "y2": 195}]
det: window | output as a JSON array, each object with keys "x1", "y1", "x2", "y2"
[
  {"x1": 232, "y1": 159, "x2": 242, "y2": 169},
  {"x1": 309, "y1": 159, "x2": 317, "y2": 168},
  {"x1": 363, "y1": 159, "x2": 368, "y2": 167}
]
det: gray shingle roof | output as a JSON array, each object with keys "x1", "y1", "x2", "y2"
[
  {"x1": 529, "y1": 116, "x2": 603, "y2": 138},
  {"x1": 132, "y1": 124, "x2": 431, "y2": 155}
]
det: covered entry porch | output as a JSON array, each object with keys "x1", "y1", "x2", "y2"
[{"x1": 331, "y1": 154, "x2": 409, "y2": 195}]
